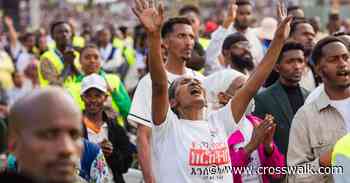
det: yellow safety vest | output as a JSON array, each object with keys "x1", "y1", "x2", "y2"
[
  {"x1": 66, "y1": 73, "x2": 126, "y2": 127},
  {"x1": 113, "y1": 38, "x2": 136, "y2": 66},
  {"x1": 38, "y1": 49, "x2": 80, "y2": 87},
  {"x1": 332, "y1": 134, "x2": 350, "y2": 164},
  {"x1": 199, "y1": 37, "x2": 210, "y2": 50},
  {"x1": 73, "y1": 36, "x2": 85, "y2": 48}
]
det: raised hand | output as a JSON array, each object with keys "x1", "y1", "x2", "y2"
[
  {"x1": 276, "y1": 0, "x2": 287, "y2": 24},
  {"x1": 132, "y1": 0, "x2": 164, "y2": 34},
  {"x1": 223, "y1": 0, "x2": 238, "y2": 28},
  {"x1": 263, "y1": 114, "x2": 276, "y2": 146},
  {"x1": 4, "y1": 16, "x2": 14, "y2": 27},
  {"x1": 244, "y1": 118, "x2": 275, "y2": 154},
  {"x1": 274, "y1": 0, "x2": 292, "y2": 41}
]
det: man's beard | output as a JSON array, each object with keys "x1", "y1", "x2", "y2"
[
  {"x1": 231, "y1": 53, "x2": 255, "y2": 71},
  {"x1": 234, "y1": 21, "x2": 249, "y2": 30}
]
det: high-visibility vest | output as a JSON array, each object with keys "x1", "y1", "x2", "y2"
[
  {"x1": 113, "y1": 38, "x2": 136, "y2": 66},
  {"x1": 73, "y1": 36, "x2": 85, "y2": 48},
  {"x1": 38, "y1": 49, "x2": 80, "y2": 87},
  {"x1": 66, "y1": 71, "x2": 131, "y2": 127},
  {"x1": 332, "y1": 134, "x2": 350, "y2": 182},
  {"x1": 199, "y1": 37, "x2": 210, "y2": 50}
]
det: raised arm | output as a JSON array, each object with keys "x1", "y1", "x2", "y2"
[
  {"x1": 132, "y1": 0, "x2": 167, "y2": 126},
  {"x1": 205, "y1": 1, "x2": 237, "y2": 74},
  {"x1": 231, "y1": 1, "x2": 292, "y2": 122},
  {"x1": 4, "y1": 16, "x2": 18, "y2": 50}
]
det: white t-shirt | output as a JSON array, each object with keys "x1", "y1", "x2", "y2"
[
  {"x1": 86, "y1": 123, "x2": 109, "y2": 144},
  {"x1": 330, "y1": 97, "x2": 350, "y2": 132},
  {"x1": 11, "y1": 44, "x2": 35, "y2": 73},
  {"x1": 152, "y1": 102, "x2": 237, "y2": 183},
  {"x1": 99, "y1": 43, "x2": 124, "y2": 71},
  {"x1": 128, "y1": 68, "x2": 205, "y2": 127},
  {"x1": 233, "y1": 118, "x2": 263, "y2": 183},
  {"x1": 305, "y1": 84, "x2": 324, "y2": 104}
]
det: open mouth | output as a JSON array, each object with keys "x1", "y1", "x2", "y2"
[
  {"x1": 337, "y1": 70, "x2": 350, "y2": 77},
  {"x1": 190, "y1": 87, "x2": 202, "y2": 96}
]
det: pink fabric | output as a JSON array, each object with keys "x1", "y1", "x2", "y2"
[{"x1": 227, "y1": 115, "x2": 285, "y2": 183}]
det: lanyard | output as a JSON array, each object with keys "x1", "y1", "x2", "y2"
[{"x1": 54, "y1": 49, "x2": 64, "y2": 65}]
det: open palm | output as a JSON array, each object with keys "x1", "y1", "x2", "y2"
[
  {"x1": 132, "y1": 0, "x2": 164, "y2": 33},
  {"x1": 274, "y1": 0, "x2": 292, "y2": 41}
]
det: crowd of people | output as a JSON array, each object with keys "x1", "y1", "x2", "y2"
[{"x1": 0, "y1": 0, "x2": 349, "y2": 182}]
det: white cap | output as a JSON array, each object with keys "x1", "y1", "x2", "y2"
[
  {"x1": 258, "y1": 17, "x2": 278, "y2": 40},
  {"x1": 81, "y1": 74, "x2": 108, "y2": 95}
]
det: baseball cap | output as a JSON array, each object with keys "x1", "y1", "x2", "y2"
[
  {"x1": 81, "y1": 74, "x2": 108, "y2": 95},
  {"x1": 258, "y1": 17, "x2": 278, "y2": 40}
]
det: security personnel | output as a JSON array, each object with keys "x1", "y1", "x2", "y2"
[{"x1": 38, "y1": 21, "x2": 81, "y2": 87}]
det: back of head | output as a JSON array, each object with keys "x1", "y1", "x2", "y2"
[
  {"x1": 179, "y1": 4, "x2": 200, "y2": 16},
  {"x1": 161, "y1": 17, "x2": 192, "y2": 38},
  {"x1": 9, "y1": 87, "x2": 81, "y2": 132},
  {"x1": 236, "y1": 0, "x2": 252, "y2": 6}
]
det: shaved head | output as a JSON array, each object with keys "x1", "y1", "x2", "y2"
[
  {"x1": 9, "y1": 87, "x2": 81, "y2": 131},
  {"x1": 8, "y1": 87, "x2": 83, "y2": 183}
]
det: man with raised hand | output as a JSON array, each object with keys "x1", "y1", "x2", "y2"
[{"x1": 132, "y1": 0, "x2": 292, "y2": 182}]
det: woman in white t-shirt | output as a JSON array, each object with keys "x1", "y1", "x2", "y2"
[{"x1": 132, "y1": 0, "x2": 292, "y2": 182}]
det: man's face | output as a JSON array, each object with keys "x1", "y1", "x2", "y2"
[
  {"x1": 13, "y1": 110, "x2": 83, "y2": 183},
  {"x1": 164, "y1": 24, "x2": 195, "y2": 62},
  {"x1": 24, "y1": 35, "x2": 36, "y2": 51},
  {"x1": 292, "y1": 23, "x2": 316, "y2": 55},
  {"x1": 80, "y1": 48, "x2": 101, "y2": 75},
  {"x1": 235, "y1": 5, "x2": 253, "y2": 30},
  {"x1": 227, "y1": 41, "x2": 254, "y2": 71},
  {"x1": 13, "y1": 73, "x2": 24, "y2": 88},
  {"x1": 53, "y1": 23, "x2": 72, "y2": 47},
  {"x1": 82, "y1": 88, "x2": 107, "y2": 115},
  {"x1": 183, "y1": 12, "x2": 201, "y2": 36},
  {"x1": 276, "y1": 49, "x2": 306, "y2": 84},
  {"x1": 328, "y1": 18, "x2": 342, "y2": 34},
  {"x1": 98, "y1": 29, "x2": 111, "y2": 46},
  {"x1": 317, "y1": 42, "x2": 350, "y2": 89},
  {"x1": 172, "y1": 77, "x2": 206, "y2": 110}
]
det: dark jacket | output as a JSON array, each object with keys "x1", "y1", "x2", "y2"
[
  {"x1": 82, "y1": 110, "x2": 133, "y2": 183},
  {"x1": 253, "y1": 81, "x2": 309, "y2": 156}
]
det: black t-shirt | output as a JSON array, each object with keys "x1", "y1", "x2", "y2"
[{"x1": 281, "y1": 84, "x2": 304, "y2": 115}]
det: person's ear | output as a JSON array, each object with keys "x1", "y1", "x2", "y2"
[
  {"x1": 315, "y1": 62, "x2": 323, "y2": 79},
  {"x1": 222, "y1": 49, "x2": 230, "y2": 58},
  {"x1": 163, "y1": 38, "x2": 170, "y2": 49},
  {"x1": 170, "y1": 98, "x2": 178, "y2": 109},
  {"x1": 274, "y1": 64, "x2": 281, "y2": 73}
]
